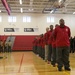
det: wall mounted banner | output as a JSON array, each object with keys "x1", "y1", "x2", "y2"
[
  {"x1": 24, "y1": 28, "x2": 38, "y2": 32},
  {"x1": 4, "y1": 28, "x2": 19, "y2": 32}
]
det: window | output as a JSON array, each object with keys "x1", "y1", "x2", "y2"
[
  {"x1": 8, "y1": 16, "x2": 16, "y2": 22},
  {"x1": 0, "y1": 16, "x2": 2, "y2": 22},
  {"x1": 23, "y1": 16, "x2": 31, "y2": 22},
  {"x1": 47, "y1": 17, "x2": 54, "y2": 23}
]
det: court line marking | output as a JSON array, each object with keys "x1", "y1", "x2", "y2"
[
  {"x1": 63, "y1": 71, "x2": 70, "y2": 75},
  {"x1": 18, "y1": 53, "x2": 24, "y2": 73}
]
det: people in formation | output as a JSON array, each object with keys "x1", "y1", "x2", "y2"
[
  {"x1": 32, "y1": 19, "x2": 75, "y2": 71},
  {"x1": 0, "y1": 40, "x2": 12, "y2": 53}
]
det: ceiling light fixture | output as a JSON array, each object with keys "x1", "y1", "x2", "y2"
[
  {"x1": 20, "y1": 8, "x2": 23, "y2": 13},
  {"x1": 73, "y1": 12, "x2": 75, "y2": 14},
  {"x1": 50, "y1": 10, "x2": 54, "y2": 14},
  {"x1": 19, "y1": 0, "x2": 22, "y2": 4},
  {"x1": 59, "y1": 0, "x2": 62, "y2": 3},
  {"x1": 0, "y1": 10, "x2": 1, "y2": 12},
  {"x1": 29, "y1": 9, "x2": 34, "y2": 11}
]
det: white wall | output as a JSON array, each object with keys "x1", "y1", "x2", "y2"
[{"x1": 0, "y1": 13, "x2": 75, "y2": 37}]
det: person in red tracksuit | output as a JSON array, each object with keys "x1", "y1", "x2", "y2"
[
  {"x1": 37, "y1": 35, "x2": 42, "y2": 56},
  {"x1": 47, "y1": 25, "x2": 54, "y2": 64},
  {"x1": 44, "y1": 27, "x2": 49, "y2": 62},
  {"x1": 41, "y1": 36, "x2": 45, "y2": 60},
  {"x1": 37, "y1": 36, "x2": 40, "y2": 56},
  {"x1": 53, "y1": 19, "x2": 71, "y2": 71},
  {"x1": 51, "y1": 24, "x2": 59, "y2": 67},
  {"x1": 35, "y1": 37, "x2": 38, "y2": 54},
  {"x1": 39, "y1": 34, "x2": 43, "y2": 58},
  {"x1": 32, "y1": 37, "x2": 38, "y2": 54},
  {"x1": 33, "y1": 38, "x2": 36, "y2": 53}
]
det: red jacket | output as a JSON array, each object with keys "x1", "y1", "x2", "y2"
[
  {"x1": 37, "y1": 38, "x2": 40, "y2": 47},
  {"x1": 48, "y1": 30, "x2": 53, "y2": 45},
  {"x1": 32, "y1": 39, "x2": 38, "y2": 46},
  {"x1": 52, "y1": 31, "x2": 56, "y2": 48},
  {"x1": 52, "y1": 39, "x2": 56, "y2": 48},
  {"x1": 41, "y1": 37, "x2": 45, "y2": 48},
  {"x1": 40, "y1": 37, "x2": 43, "y2": 47},
  {"x1": 44, "y1": 31, "x2": 49, "y2": 45},
  {"x1": 54, "y1": 25, "x2": 71, "y2": 47}
]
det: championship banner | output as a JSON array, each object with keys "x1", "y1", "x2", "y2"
[
  {"x1": 4, "y1": 28, "x2": 19, "y2": 32},
  {"x1": 24, "y1": 28, "x2": 38, "y2": 32}
]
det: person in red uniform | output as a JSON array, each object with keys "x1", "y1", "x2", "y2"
[
  {"x1": 32, "y1": 37, "x2": 38, "y2": 54},
  {"x1": 44, "y1": 27, "x2": 49, "y2": 62},
  {"x1": 33, "y1": 38, "x2": 36, "y2": 53},
  {"x1": 41, "y1": 35, "x2": 45, "y2": 60},
  {"x1": 53, "y1": 19, "x2": 71, "y2": 71},
  {"x1": 40, "y1": 34, "x2": 43, "y2": 58},
  {"x1": 51, "y1": 24, "x2": 59, "y2": 67},
  {"x1": 48, "y1": 25, "x2": 54, "y2": 64},
  {"x1": 38, "y1": 34, "x2": 42, "y2": 57},
  {"x1": 35, "y1": 37, "x2": 38, "y2": 54},
  {"x1": 37, "y1": 36, "x2": 40, "y2": 56}
]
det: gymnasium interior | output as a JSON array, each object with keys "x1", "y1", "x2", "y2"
[{"x1": 0, "y1": 0, "x2": 75, "y2": 75}]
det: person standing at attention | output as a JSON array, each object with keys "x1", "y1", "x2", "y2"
[
  {"x1": 44, "y1": 27, "x2": 49, "y2": 62},
  {"x1": 48, "y1": 25, "x2": 54, "y2": 64},
  {"x1": 54, "y1": 19, "x2": 71, "y2": 71}
]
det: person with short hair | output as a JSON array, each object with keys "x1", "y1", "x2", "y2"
[
  {"x1": 53, "y1": 19, "x2": 71, "y2": 71},
  {"x1": 51, "y1": 24, "x2": 59, "y2": 67},
  {"x1": 44, "y1": 27, "x2": 49, "y2": 62},
  {"x1": 47, "y1": 25, "x2": 54, "y2": 64}
]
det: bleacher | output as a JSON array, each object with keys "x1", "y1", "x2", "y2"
[
  {"x1": 0, "y1": 35, "x2": 8, "y2": 42},
  {"x1": 12, "y1": 35, "x2": 37, "y2": 51}
]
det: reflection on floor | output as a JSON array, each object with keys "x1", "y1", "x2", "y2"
[{"x1": 0, "y1": 52, "x2": 75, "y2": 75}]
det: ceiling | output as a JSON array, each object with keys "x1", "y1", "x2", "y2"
[{"x1": 0, "y1": 0, "x2": 75, "y2": 14}]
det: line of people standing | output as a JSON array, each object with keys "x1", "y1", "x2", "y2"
[
  {"x1": 0, "y1": 40, "x2": 12, "y2": 53},
  {"x1": 33, "y1": 19, "x2": 71, "y2": 71}
]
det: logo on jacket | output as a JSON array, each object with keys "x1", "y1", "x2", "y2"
[{"x1": 66, "y1": 28, "x2": 68, "y2": 32}]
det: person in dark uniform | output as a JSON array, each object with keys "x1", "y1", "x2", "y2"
[
  {"x1": 70, "y1": 37, "x2": 73, "y2": 53},
  {"x1": 53, "y1": 19, "x2": 71, "y2": 71},
  {"x1": 73, "y1": 36, "x2": 75, "y2": 53}
]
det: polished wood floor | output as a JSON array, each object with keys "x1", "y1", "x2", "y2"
[{"x1": 0, "y1": 52, "x2": 75, "y2": 75}]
